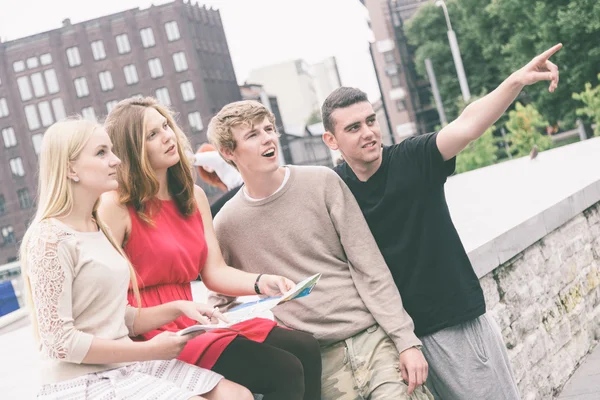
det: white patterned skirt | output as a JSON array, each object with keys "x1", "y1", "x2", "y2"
[{"x1": 37, "y1": 359, "x2": 223, "y2": 400}]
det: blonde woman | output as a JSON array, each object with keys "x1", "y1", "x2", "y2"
[
  {"x1": 99, "y1": 97, "x2": 322, "y2": 400},
  {"x1": 20, "y1": 118, "x2": 252, "y2": 399}
]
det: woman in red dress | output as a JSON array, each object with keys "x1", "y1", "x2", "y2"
[{"x1": 99, "y1": 97, "x2": 321, "y2": 400}]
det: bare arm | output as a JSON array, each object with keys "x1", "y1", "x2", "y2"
[
  {"x1": 195, "y1": 186, "x2": 293, "y2": 296},
  {"x1": 437, "y1": 43, "x2": 562, "y2": 161},
  {"x1": 98, "y1": 190, "x2": 131, "y2": 246}
]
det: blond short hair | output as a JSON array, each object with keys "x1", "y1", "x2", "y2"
[{"x1": 207, "y1": 100, "x2": 276, "y2": 169}]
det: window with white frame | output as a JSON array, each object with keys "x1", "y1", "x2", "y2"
[
  {"x1": 74, "y1": 77, "x2": 89, "y2": 97},
  {"x1": 9, "y1": 157, "x2": 25, "y2": 177},
  {"x1": 44, "y1": 69, "x2": 60, "y2": 94},
  {"x1": 98, "y1": 71, "x2": 114, "y2": 91},
  {"x1": 188, "y1": 112, "x2": 203, "y2": 131},
  {"x1": 66, "y1": 47, "x2": 81, "y2": 67},
  {"x1": 123, "y1": 64, "x2": 139, "y2": 85},
  {"x1": 91, "y1": 40, "x2": 106, "y2": 60},
  {"x1": 0, "y1": 98, "x2": 9, "y2": 118},
  {"x1": 81, "y1": 107, "x2": 96, "y2": 121},
  {"x1": 38, "y1": 101, "x2": 54, "y2": 127},
  {"x1": 172, "y1": 52, "x2": 188, "y2": 72},
  {"x1": 32, "y1": 133, "x2": 43, "y2": 155},
  {"x1": 155, "y1": 88, "x2": 171, "y2": 106},
  {"x1": 51, "y1": 98, "x2": 66, "y2": 120},
  {"x1": 140, "y1": 28, "x2": 156, "y2": 48},
  {"x1": 165, "y1": 21, "x2": 180, "y2": 42},
  {"x1": 180, "y1": 81, "x2": 195, "y2": 102},
  {"x1": 26, "y1": 57, "x2": 39, "y2": 69},
  {"x1": 13, "y1": 60, "x2": 25, "y2": 72},
  {"x1": 17, "y1": 76, "x2": 33, "y2": 101},
  {"x1": 148, "y1": 58, "x2": 164, "y2": 79},
  {"x1": 24, "y1": 104, "x2": 40, "y2": 130},
  {"x1": 115, "y1": 34, "x2": 131, "y2": 54},
  {"x1": 0, "y1": 196, "x2": 5, "y2": 215},
  {"x1": 2, "y1": 127, "x2": 17, "y2": 148},
  {"x1": 106, "y1": 100, "x2": 119, "y2": 113},
  {"x1": 30, "y1": 72, "x2": 47, "y2": 98},
  {"x1": 40, "y1": 53, "x2": 52, "y2": 65},
  {"x1": 2, "y1": 226, "x2": 15, "y2": 244}
]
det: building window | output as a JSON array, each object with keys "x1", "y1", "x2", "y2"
[
  {"x1": 17, "y1": 188, "x2": 32, "y2": 209},
  {"x1": 188, "y1": 112, "x2": 203, "y2": 131},
  {"x1": 123, "y1": 64, "x2": 139, "y2": 85},
  {"x1": 32, "y1": 133, "x2": 43, "y2": 155},
  {"x1": 24, "y1": 105, "x2": 40, "y2": 130},
  {"x1": 396, "y1": 99, "x2": 406, "y2": 112},
  {"x1": 384, "y1": 51, "x2": 395, "y2": 63},
  {"x1": 115, "y1": 34, "x2": 131, "y2": 54},
  {"x1": 106, "y1": 100, "x2": 119, "y2": 113},
  {"x1": 148, "y1": 58, "x2": 164, "y2": 79},
  {"x1": 2, "y1": 226, "x2": 15, "y2": 245},
  {"x1": 0, "y1": 98, "x2": 9, "y2": 118},
  {"x1": 17, "y1": 76, "x2": 33, "y2": 101},
  {"x1": 13, "y1": 60, "x2": 25, "y2": 72},
  {"x1": 51, "y1": 98, "x2": 66, "y2": 120},
  {"x1": 180, "y1": 81, "x2": 195, "y2": 102},
  {"x1": 98, "y1": 71, "x2": 114, "y2": 91},
  {"x1": 2, "y1": 127, "x2": 17, "y2": 148},
  {"x1": 74, "y1": 77, "x2": 89, "y2": 98},
  {"x1": 31, "y1": 72, "x2": 47, "y2": 98},
  {"x1": 173, "y1": 52, "x2": 188, "y2": 72},
  {"x1": 0, "y1": 195, "x2": 5, "y2": 215},
  {"x1": 140, "y1": 28, "x2": 156, "y2": 48},
  {"x1": 44, "y1": 69, "x2": 60, "y2": 94},
  {"x1": 40, "y1": 53, "x2": 52, "y2": 65},
  {"x1": 155, "y1": 88, "x2": 171, "y2": 106},
  {"x1": 9, "y1": 157, "x2": 25, "y2": 177},
  {"x1": 81, "y1": 107, "x2": 96, "y2": 121},
  {"x1": 165, "y1": 21, "x2": 180, "y2": 42},
  {"x1": 26, "y1": 57, "x2": 39, "y2": 69},
  {"x1": 38, "y1": 101, "x2": 54, "y2": 127},
  {"x1": 66, "y1": 47, "x2": 81, "y2": 67},
  {"x1": 91, "y1": 40, "x2": 106, "y2": 60},
  {"x1": 390, "y1": 74, "x2": 401, "y2": 88}
]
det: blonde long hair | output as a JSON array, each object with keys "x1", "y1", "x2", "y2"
[
  {"x1": 104, "y1": 97, "x2": 196, "y2": 224},
  {"x1": 19, "y1": 118, "x2": 141, "y2": 341}
]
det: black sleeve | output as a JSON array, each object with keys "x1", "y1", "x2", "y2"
[
  {"x1": 210, "y1": 185, "x2": 242, "y2": 217},
  {"x1": 396, "y1": 132, "x2": 455, "y2": 185}
]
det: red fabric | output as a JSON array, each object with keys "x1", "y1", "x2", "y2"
[{"x1": 125, "y1": 200, "x2": 276, "y2": 369}]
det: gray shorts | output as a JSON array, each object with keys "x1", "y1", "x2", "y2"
[{"x1": 420, "y1": 313, "x2": 520, "y2": 400}]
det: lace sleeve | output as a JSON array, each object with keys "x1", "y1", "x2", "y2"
[{"x1": 26, "y1": 220, "x2": 94, "y2": 363}]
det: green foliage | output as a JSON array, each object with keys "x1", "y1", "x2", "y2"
[
  {"x1": 455, "y1": 126, "x2": 498, "y2": 174},
  {"x1": 306, "y1": 110, "x2": 322, "y2": 125},
  {"x1": 405, "y1": 0, "x2": 600, "y2": 128},
  {"x1": 504, "y1": 102, "x2": 552, "y2": 158},
  {"x1": 572, "y1": 73, "x2": 600, "y2": 136}
]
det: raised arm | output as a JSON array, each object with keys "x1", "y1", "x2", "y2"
[
  {"x1": 437, "y1": 43, "x2": 562, "y2": 161},
  {"x1": 194, "y1": 185, "x2": 294, "y2": 297}
]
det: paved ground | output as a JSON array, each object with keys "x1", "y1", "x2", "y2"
[{"x1": 557, "y1": 343, "x2": 600, "y2": 400}]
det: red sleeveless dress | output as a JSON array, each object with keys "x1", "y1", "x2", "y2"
[{"x1": 125, "y1": 199, "x2": 277, "y2": 369}]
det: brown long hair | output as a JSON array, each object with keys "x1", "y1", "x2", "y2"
[{"x1": 104, "y1": 97, "x2": 196, "y2": 223}]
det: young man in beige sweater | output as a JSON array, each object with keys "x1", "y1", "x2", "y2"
[{"x1": 207, "y1": 100, "x2": 433, "y2": 400}]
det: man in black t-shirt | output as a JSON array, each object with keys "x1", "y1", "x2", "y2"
[{"x1": 321, "y1": 44, "x2": 562, "y2": 399}]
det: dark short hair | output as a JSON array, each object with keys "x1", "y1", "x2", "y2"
[{"x1": 321, "y1": 87, "x2": 369, "y2": 133}]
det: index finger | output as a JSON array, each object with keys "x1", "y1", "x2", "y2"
[
  {"x1": 539, "y1": 43, "x2": 562, "y2": 61},
  {"x1": 212, "y1": 310, "x2": 230, "y2": 324}
]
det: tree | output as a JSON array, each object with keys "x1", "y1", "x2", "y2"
[
  {"x1": 306, "y1": 110, "x2": 322, "y2": 126},
  {"x1": 405, "y1": 0, "x2": 600, "y2": 128},
  {"x1": 455, "y1": 126, "x2": 498, "y2": 174},
  {"x1": 504, "y1": 102, "x2": 552, "y2": 158},
  {"x1": 572, "y1": 73, "x2": 600, "y2": 136}
]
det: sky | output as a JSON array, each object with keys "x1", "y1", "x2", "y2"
[{"x1": 0, "y1": 0, "x2": 381, "y2": 100}]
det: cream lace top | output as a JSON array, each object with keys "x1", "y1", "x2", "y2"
[{"x1": 25, "y1": 218, "x2": 137, "y2": 384}]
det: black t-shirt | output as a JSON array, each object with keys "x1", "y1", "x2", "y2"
[{"x1": 334, "y1": 132, "x2": 485, "y2": 337}]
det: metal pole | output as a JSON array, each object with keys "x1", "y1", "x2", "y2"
[
  {"x1": 425, "y1": 58, "x2": 447, "y2": 126},
  {"x1": 576, "y1": 119, "x2": 587, "y2": 141},
  {"x1": 436, "y1": 0, "x2": 471, "y2": 102}
]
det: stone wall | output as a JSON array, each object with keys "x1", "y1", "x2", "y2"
[{"x1": 480, "y1": 203, "x2": 600, "y2": 399}]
